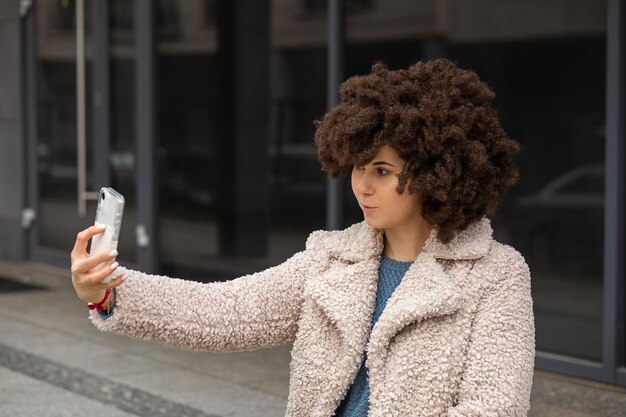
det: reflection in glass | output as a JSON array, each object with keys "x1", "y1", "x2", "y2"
[
  {"x1": 36, "y1": 0, "x2": 96, "y2": 251},
  {"x1": 109, "y1": 0, "x2": 137, "y2": 262},
  {"x1": 342, "y1": 0, "x2": 606, "y2": 361},
  {"x1": 269, "y1": 0, "x2": 327, "y2": 266},
  {"x1": 155, "y1": 1, "x2": 328, "y2": 280},
  {"x1": 156, "y1": 0, "x2": 220, "y2": 279},
  {"x1": 35, "y1": 1, "x2": 137, "y2": 262}
]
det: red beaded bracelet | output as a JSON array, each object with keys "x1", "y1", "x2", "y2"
[{"x1": 87, "y1": 289, "x2": 111, "y2": 312}]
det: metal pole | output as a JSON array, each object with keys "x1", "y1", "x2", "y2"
[
  {"x1": 76, "y1": 0, "x2": 98, "y2": 217},
  {"x1": 326, "y1": 0, "x2": 345, "y2": 230},
  {"x1": 76, "y1": 0, "x2": 86, "y2": 216},
  {"x1": 603, "y1": 0, "x2": 625, "y2": 384},
  {"x1": 136, "y1": 0, "x2": 157, "y2": 273},
  {"x1": 93, "y1": 0, "x2": 110, "y2": 189},
  {"x1": 20, "y1": 0, "x2": 35, "y2": 259}
]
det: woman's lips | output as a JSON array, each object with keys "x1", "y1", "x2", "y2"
[{"x1": 361, "y1": 205, "x2": 378, "y2": 213}]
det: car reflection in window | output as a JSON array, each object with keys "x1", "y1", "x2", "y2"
[{"x1": 512, "y1": 164, "x2": 604, "y2": 274}]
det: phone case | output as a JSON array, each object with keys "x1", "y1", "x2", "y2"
[{"x1": 90, "y1": 187, "x2": 125, "y2": 283}]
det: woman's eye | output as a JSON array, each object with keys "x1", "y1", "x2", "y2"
[{"x1": 376, "y1": 168, "x2": 389, "y2": 176}]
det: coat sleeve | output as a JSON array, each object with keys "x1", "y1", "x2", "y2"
[
  {"x1": 88, "y1": 248, "x2": 318, "y2": 352},
  {"x1": 446, "y1": 245, "x2": 535, "y2": 417}
]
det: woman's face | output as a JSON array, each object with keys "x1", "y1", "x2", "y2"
[{"x1": 351, "y1": 144, "x2": 425, "y2": 231}]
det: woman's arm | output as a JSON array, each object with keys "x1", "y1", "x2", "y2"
[
  {"x1": 446, "y1": 245, "x2": 535, "y2": 417},
  {"x1": 89, "y1": 248, "x2": 317, "y2": 352}
]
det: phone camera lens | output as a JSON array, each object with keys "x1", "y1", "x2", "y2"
[{"x1": 101, "y1": 192, "x2": 106, "y2": 200}]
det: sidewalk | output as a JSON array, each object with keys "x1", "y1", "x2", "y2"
[{"x1": 0, "y1": 259, "x2": 624, "y2": 417}]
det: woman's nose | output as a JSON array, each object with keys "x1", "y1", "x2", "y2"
[{"x1": 356, "y1": 173, "x2": 374, "y2": 195}]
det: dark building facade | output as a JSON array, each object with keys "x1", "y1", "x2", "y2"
[{"x1": 0, "y1": 0, "x2": 623, "y2": 387}]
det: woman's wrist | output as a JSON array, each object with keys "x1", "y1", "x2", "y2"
[
  {"x1": 87, "y1": 288, "x2": 115, "y2": 312},
  {"x1": 87, "y1": 287, "x2": 116, "y2": 317},
  {"x1": 95, "y1": 288, "x2": 116, "y2": 319},
  {"x1": 84, "y1": 289, "x2": 109, "y2": 305}
]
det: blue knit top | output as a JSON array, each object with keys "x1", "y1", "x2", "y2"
[{"x1": 334, "y1": 255, "x2": 413, "y2": 417}]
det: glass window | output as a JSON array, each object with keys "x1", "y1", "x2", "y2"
[
  {"x1": 35, "y1": 1, "x2": 137, "y2": 262},
  {"x1": 155, "y1": 0, "x2": 220, "y2": 279},
  {"x1": 155, "y1": 0, "x2": 328, "y2": 280},
  {"x1": 342, "y1": 0, "x2": 607, "y2": 361},
  {"x1": 110, "y1": 0, "x2": 137, "y2": 262},
  {"x1": 36, "y1": 0, "x2": 97, "y2": 251},
  {"x1": 269, "y1": 0, "x2": 328, "y2": 264}
]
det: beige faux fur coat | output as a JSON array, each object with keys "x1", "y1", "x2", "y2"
[{"x1": 90, "y1": 217, "x2": 535, "y2": 417}]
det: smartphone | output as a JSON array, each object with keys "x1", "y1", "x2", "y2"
[{"x1": 90, "y1": 187, "x2": 125, "y2": 283}]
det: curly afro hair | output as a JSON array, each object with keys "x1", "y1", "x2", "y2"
[{"x1": 313, "y1": 58, "x2": 520, "y2": 244}]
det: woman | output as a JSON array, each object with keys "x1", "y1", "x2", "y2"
[{"x1": 71, "y1": 59, "x2": 535, "y2": 417}]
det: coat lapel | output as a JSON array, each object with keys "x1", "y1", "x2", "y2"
[
  {"x1": 306, "y1": 259, "x2": 380, "y2": 353},
  {"x1": 366, "y1": 251, "x2": 467, "y2": 372},
  {"x1": 303, "y1": 217, "x2": 494, "y2": 359},
  {"x1": 304, "y1": 223, "x2": 384, "y2": 352}
]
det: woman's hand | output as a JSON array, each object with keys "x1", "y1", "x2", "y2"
[{"x1": 70, "y1": 225, "x2": 126, "y2": 304}]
